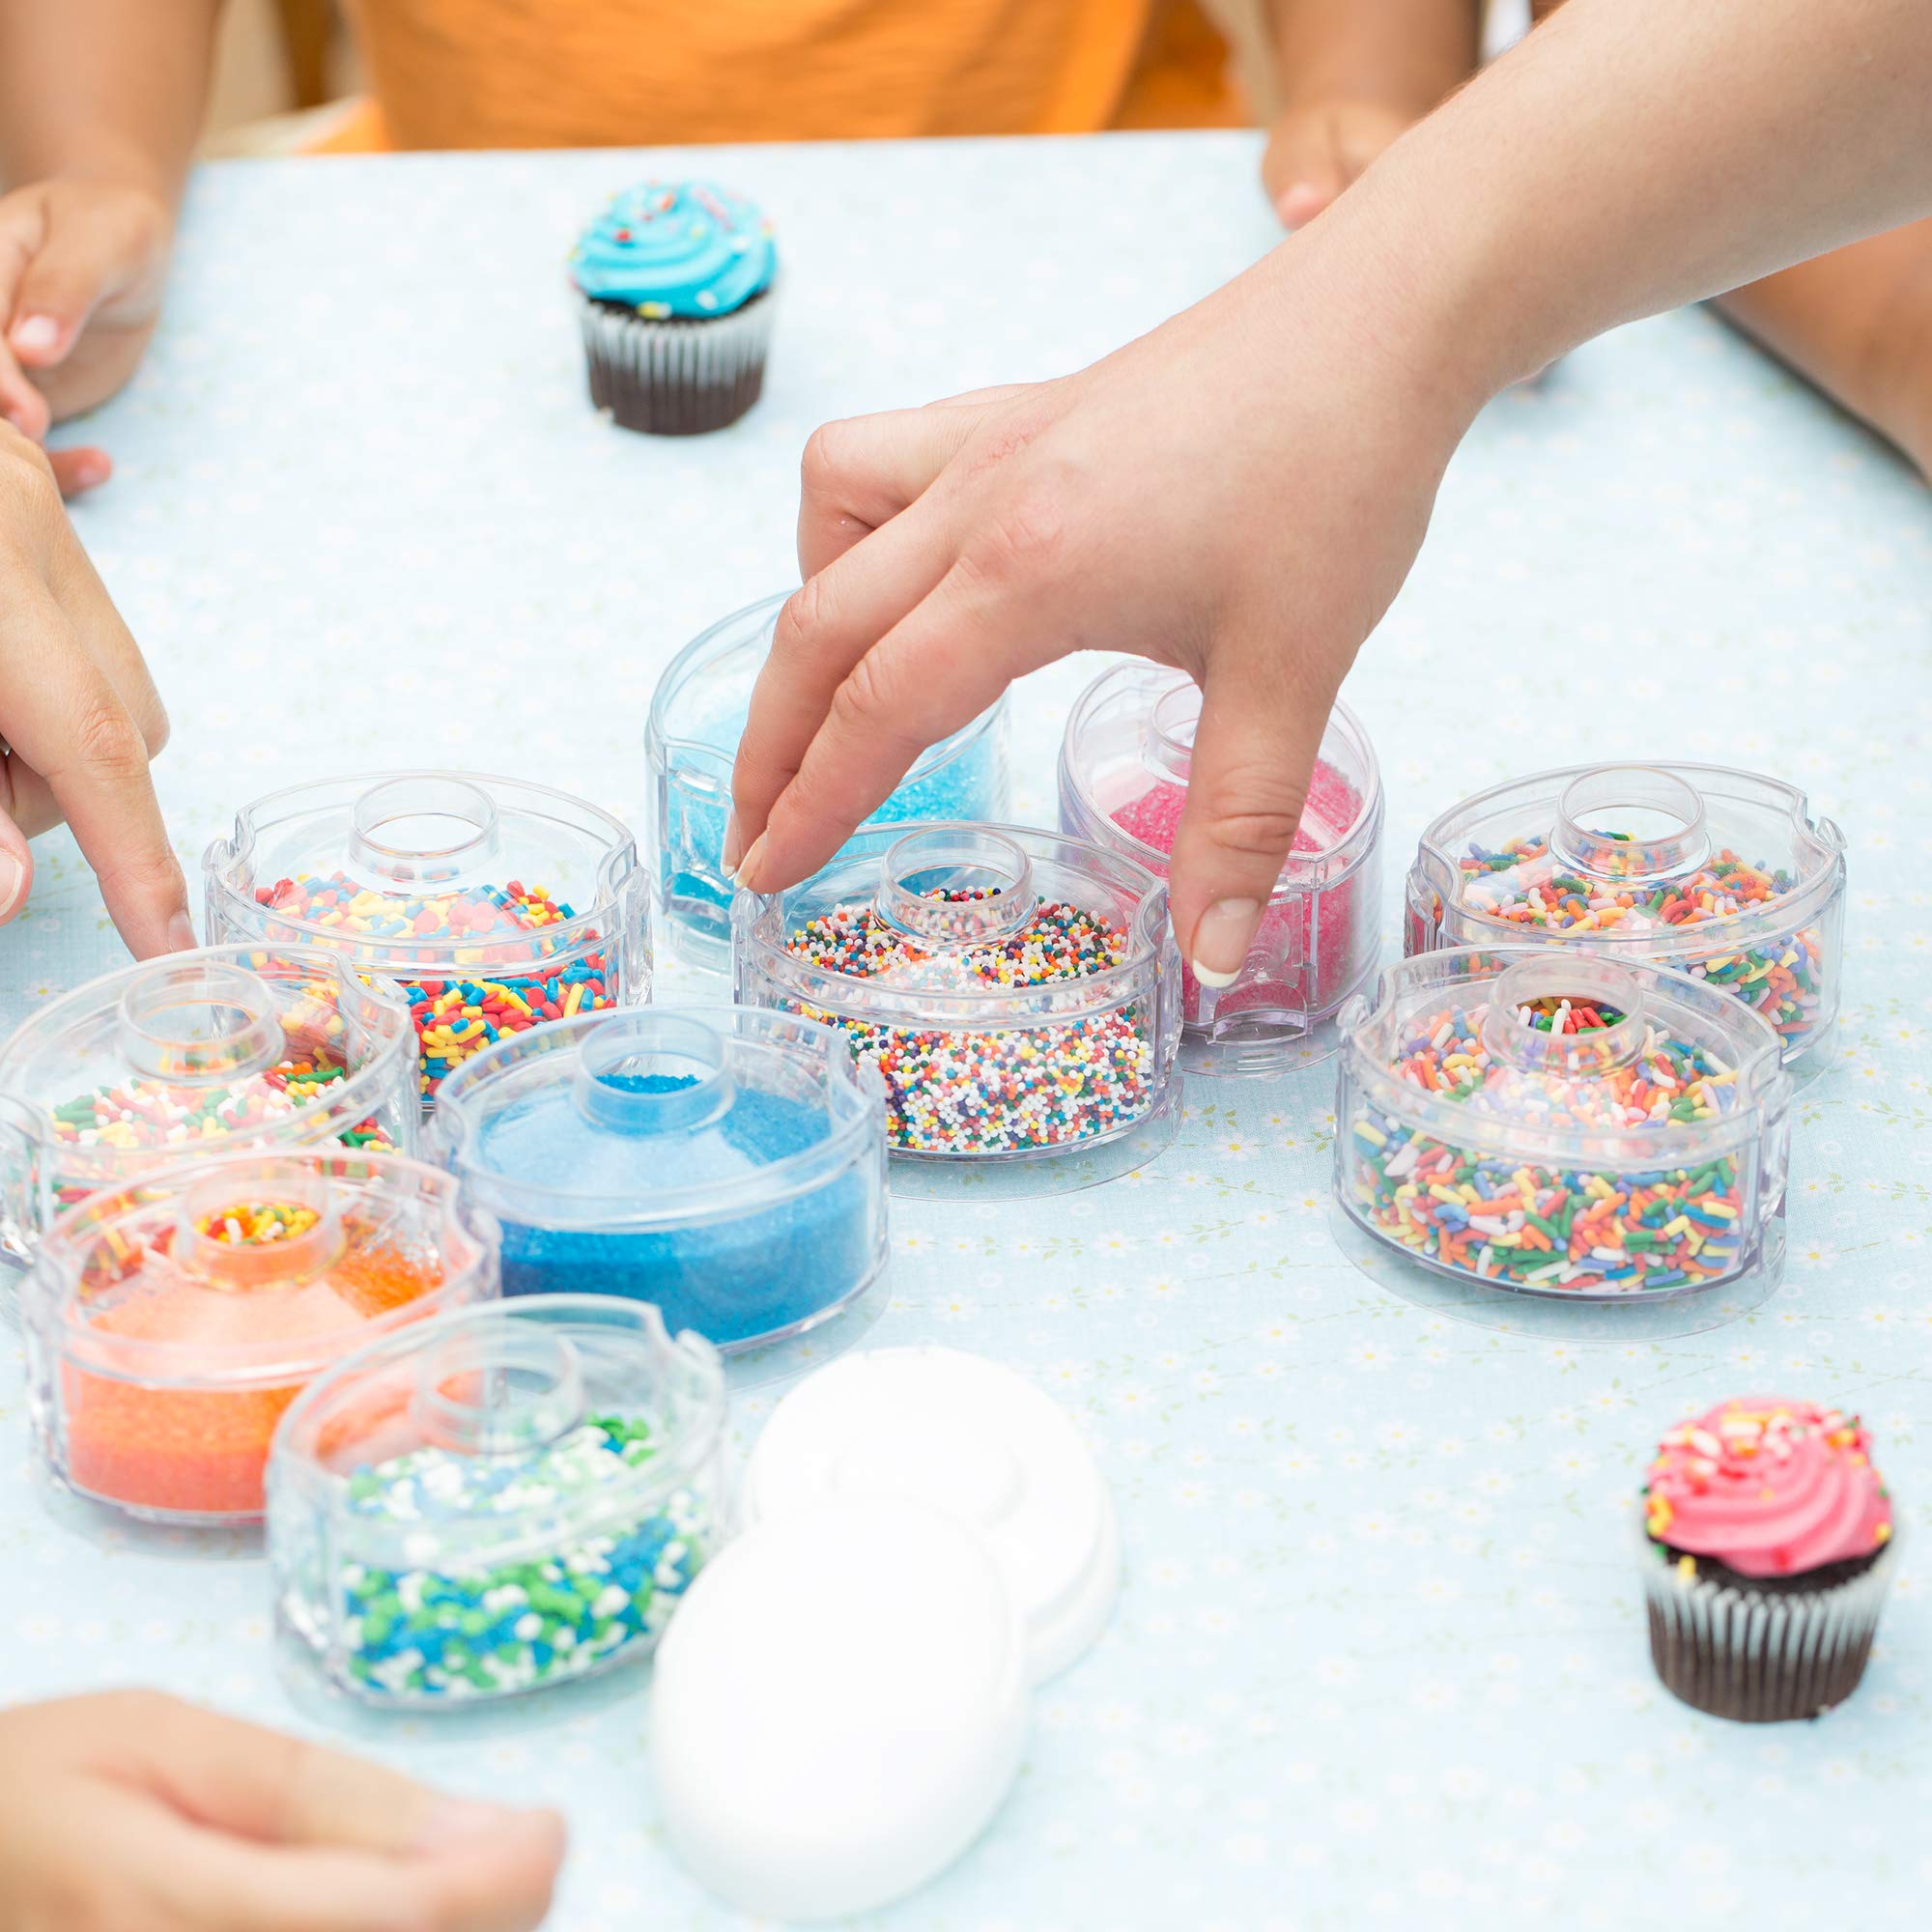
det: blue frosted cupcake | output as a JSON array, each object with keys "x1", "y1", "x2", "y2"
[{"x1": 570, "y1": 181, "x2": 777, "y2": 436}]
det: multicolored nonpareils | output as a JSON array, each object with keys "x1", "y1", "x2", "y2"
[{"x1": 781, "y1": 892, "x2": 1155, "y2": 1155}]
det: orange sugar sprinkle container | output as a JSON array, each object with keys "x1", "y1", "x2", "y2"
[{"x1": 22, "y1": 1149, "x2": 497, "y2": 1527}]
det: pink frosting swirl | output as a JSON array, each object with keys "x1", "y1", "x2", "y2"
[{"x1": 1643, "y1": 1396, "x2": 1893, "y2": 1577}]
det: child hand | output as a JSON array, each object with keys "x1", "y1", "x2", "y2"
[
  {"x1": 1263, "y1": 99, "x2": 1417, "y2": 230},
  {"x1": 0, "y1": 1690, "x2": 566, "y2": 1931},
  {"x1": 728, "y1": 237, "x2": 1477, "y2": 985},
  {"x1": 0, "y1": 422, "x2": 189, "y2": 955},
  {"x1": 0, "y1": 175, "x2": 174, "y2": 483}
]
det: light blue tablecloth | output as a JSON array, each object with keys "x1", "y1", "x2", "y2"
[{"x1": 5, "y1": 133, "x2": 1930, "y2": 1930}]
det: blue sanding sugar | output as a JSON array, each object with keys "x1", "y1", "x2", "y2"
[
  {"x1": 480, "y1": 1072, "x2": 874, "y2": 1349},
  {"x1": 659, "y1": 696, "x2": 1005, "y2": 947}
]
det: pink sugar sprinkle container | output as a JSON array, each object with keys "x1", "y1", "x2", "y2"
[{"x1": 1059, "y1": 663, "x2": 1383, "y2": 1076}]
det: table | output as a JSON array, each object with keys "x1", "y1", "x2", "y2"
[{"x1": 5, "y1": 131, "x2": 1931, "y2": 1930}]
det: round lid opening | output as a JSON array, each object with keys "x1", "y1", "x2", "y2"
[
  {"x1": 116, "y1": 960, "x2": 286, "y2": 1086},
  {"x1": 1478, "y1": 955, "x2": 1650, "y2": 1076},
  {"x1": 1550, "y1": 765, "x2": 1710, "y2": 884},
  {"x1": 1145, "y1": 679, "x2": 1201, "y2": 782},
  {"x1": 348, "y1": 776, "x2": 502, "y2": 892},
  {"x1": 872, "y1": 827, "x2": 1037, "y2": 945},
  {"x1": 412, "y1": 1324, "x2": 588, "y2": 1458},
  {"x1": 568, "y1": 1012, "x2": 737, "y2": 1135},
  {"x1": 173, "y1": 1158, "x2": 345, "y2": 1289}
]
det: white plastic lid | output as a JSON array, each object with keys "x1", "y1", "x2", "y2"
[
  {"x1": 743, "y1": 1346, "x2": 1119, "y2": 1682},
  {"x1": 651, "y1": 1494, "x2": 1028, "y2": 1921}
]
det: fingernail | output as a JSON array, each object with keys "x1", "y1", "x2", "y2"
[
  {"x1": 733, "y1": 833, "x2": 768, "y2": 895},
  {"x1": 10, "y1": 315, "x2": 60, "y2": 355},
  {"x1": 418, "y1": 1796, "x2": 525, "y2": 1848},
  {"x1": 1277, "y1": 184, "x2": 1325, "y2": 228},
  {"x1": 721, "y1": 811, "x2": 743, "y2": 874},
  {"x1": 0, "y1": 853, "x2": 23, "y2": 922},
  {"x1": 167, "y1": 910, "x2": 197, "y2": 952},
  {"x1": 1190, "y1": 897, "x2": 1260, "y2": 986}
]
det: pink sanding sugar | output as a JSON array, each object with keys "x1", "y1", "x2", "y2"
[{"x1": 1113, "y1": 756, "x2": 1365, "y2": 1022}]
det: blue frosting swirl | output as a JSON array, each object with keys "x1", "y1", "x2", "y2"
[{"x1": 570, "y1": 181, "x2": 776, "y2": 321}]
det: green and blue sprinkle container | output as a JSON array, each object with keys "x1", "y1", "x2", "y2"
[{"x1": 268, "y1": 1294, "x2": 725, "y2": 1708}]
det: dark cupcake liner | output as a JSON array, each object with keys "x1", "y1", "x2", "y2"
[
  {"x1": 1635, "y1": 1508, "x2": 1897, "y2": 1721},
  {"x1": 578, "y1": 287, "x2": 776, "y2": 437}
]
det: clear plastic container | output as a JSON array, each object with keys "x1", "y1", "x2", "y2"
[
  {"x1": 269, "y1": 1294, "x2": 725, "y2": 1707},
  {"x1": 733, "y1": 822, "x2": 1181, "y2": 1194},
  {"x1": 203, "y1": 772, "x2": 651, "y2": 1103},
  {"x1": 433, "y1": 1008, "x2": 889, "y2": 1357},
  {"x1": 1059, "y1": 663, "x2": 1382, "y2": 1074},
  {"x1": 649, "y1": 593, "x2": 1009, "y2": 970},
  {"x1": 23, "y1": 1149, "x2": 495, "y2": 1526},
  {"x1": 1333, "y1": 946, "x2": 1792, "y2": 1333},
  {"x1": 1404, "y1": 763, "x2": 1845, "y2": 1077},
  {"x1": 0, "y1": 946, "x2": 418, "y2": 1278}
]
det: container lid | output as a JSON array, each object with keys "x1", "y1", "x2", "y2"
[
  {"x1": 648, "y1": 591, "x2": 1003, "y2": 796},
  {"x1": 23, "y1": 1150, "x2": 489, "y2": 1393},
  {"x1": 651, "y1": 1494, "x2": 1028, "y2": 1921},
  {"x1": 433, "y1": 1008, "x2": 881, "y2": 1229},
  {"x1": 743, "y1": 1347, "x2": 1118, "y2": 1683},
  {"x1": 0, "y1": 947, "x2": 413, "y2": 1206},
  {"x1": 1410, "y1": 761, "x2": 1845, "y2": 953},
  {"x1": 737, "y1": 821, "x2": 1171, "y2": 1023},
  {"x1": 1344, "y1": 949, "x2": 1787, "y2": 1164},
  {"x1": 1061, "y1": 662, "x2": 1381, "y2": 895},
  {"x1": 203, "y1": 771, "x2": 639, "y2": 973}
]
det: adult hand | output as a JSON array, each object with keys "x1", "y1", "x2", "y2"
[
  {"x1": 726, "y1": 227, "x2": 1479, "y2": 984},
  {"x1": 0, "y1": 1690, "x2": 565, "y2": 1932},
  {"x1": 0, "y1": 422, "x2": 189, "y2": 955},
  {"x1": 0, "y1": 176, "x2": 175, "y2": 492}
]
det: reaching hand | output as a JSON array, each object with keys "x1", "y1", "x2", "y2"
[
  {"x1": 727, "y1": 228, "x2": 1480, "y2": 983},
  {"x1": 0, "y1": 421, "x2": 188, "y2": 954},
  {"x1": 0, "y1": 176, "x2": 175, "y2": 493},
  {"x1": 0, "y1": 1691, "x2": 565, "y2": 1932}
]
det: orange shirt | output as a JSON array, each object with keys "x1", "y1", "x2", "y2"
[{"x1": 327, "y1": 0, "x2": 1242, "y2": 152}]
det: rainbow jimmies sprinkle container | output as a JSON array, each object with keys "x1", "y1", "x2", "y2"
[
  {"x1": 733, "y1": 823, "x2": 1182, "y2": 1196},
  {"x1": 204, "y1": 774, "x2": 651, "y2": 1105},
  {"x1": 1332, "y1": 947, "x2": 1793, "y2": 1335},
  {"x1": 649, "y1": 593, "x2": 1009, "y2": 972},
  {"x1": 1404, "y1": 762, "x2": 1846, "y2": 1080},
  {"x1": 0, "y1": 946, "x2": 418, "y2": 1286}
]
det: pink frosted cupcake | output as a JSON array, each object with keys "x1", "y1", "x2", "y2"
[{"x1": 1639, "y1": 1397, "x2": 1898, "y2": 1721}]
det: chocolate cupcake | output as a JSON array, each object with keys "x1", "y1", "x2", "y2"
[
  {"x1": 570, "y1": 181, "x2": 777, "y2": 436},
  {"x1": 1638, "y1": 1397, "x2": 1897, "y2": 1721}
]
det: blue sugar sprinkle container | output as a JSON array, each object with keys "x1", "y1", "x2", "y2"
[
  {"x1": 432, "y1": 1007, "x2": 889, "y2": 1357},
  {"x1": 648, "y1": 592, "x2": 1009, "y2": 972}
]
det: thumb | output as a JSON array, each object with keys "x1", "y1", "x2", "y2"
[
  {"x1": 1165, "y1": 658, "x2": 1332, "y2": 987},
  {"x1": 0, "y1": 796, "x2": 34, "y2": 927},
  {"x1": 1262, "y1": 108, "x2": 1347, "y2": 231},
  {"x1": 5, "y1": 203, "x2": 138, "y2": 369}
]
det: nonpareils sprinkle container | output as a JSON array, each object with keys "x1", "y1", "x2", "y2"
[
  {"x1": 734, "y1": 823, "x2": 1181, "y2": 1189},
  {"x1": 269, "y1": 1294, "x2": 725, "y2": 1708},
  {"x1": 204, "y1": 773, "x2": 650, "y2": 1103},
  {"x1": 0, "y1": 947, "x2": 418, "y2": 1278},
  {"x1": 1334, "y1": 948, "x2": 1791, "y2": 1318},
  {"x1": 649, "y1": 593, "x2": 1009, "y2": 971},
  {"x1": 23, "y1": 1150, "x2": 494, "y2": 1526},
  {"x1": 1403, "y1": 763, "x2": 1845, "y2": 1077},
  {"x1": 1059, "y1": 664, "x2": 1382, "y2": 1074},
  {"x1": 433, "y1": 1008, "x2": 888, "y2": 1355}
]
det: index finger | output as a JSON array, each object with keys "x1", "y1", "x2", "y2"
[
  {"x1": 0, "y1": 574, "x2": 187, "y2": 956},
  {"x1": 0, "y1": 200, "x2": 52, "y2": 438}
]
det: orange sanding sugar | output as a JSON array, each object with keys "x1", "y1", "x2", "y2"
[{"x1": 62, "y1": 1239, "x2": 444, "y2": 1519}]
